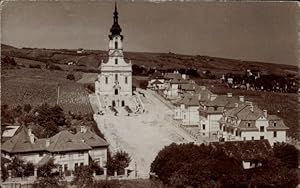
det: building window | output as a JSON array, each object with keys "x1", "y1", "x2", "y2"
[
  {"x1": 105, "y1": 77, "x2": 108, "y2": 84},
  {"x1": 60, "y1": 154, "x2": 65, "y2": 158},
  {"x1": 80, "y1": 162, "x2": 84, "y2": 166},
  {"x1": 202, "y1": 124, "x2": 205, "y2": 130},
  {"x1": 251, "y1": 136, "x2": 254, "y2": 140},
  {"x1": 247, "y1": 123, "x2": 251, "y2": 128},
  {"x1": 235, "y1": 130, "x2": 238, "y2": 136},
  {"x1": 115, "y1": 59, "x2": 118, "y2": 64},
  {"x1": 273, "y1": 131, "x2": 277, "y2": 138},
  {"x1": 125, "y1": 76, "x2": 128, "y2": 84},
  {"x1": 273, "y1": 122, "x2": 276, "y2": 127},
  {"x1": 260, "y1": 136, "x2": 264, "y2": 140},
  {"x1": 243, "y1": 137, "x2": 246, "y2": 141},
  {"x1": 260, "y1": 126, "x2": 264, "y2": 132},
  {"x1": 64, "y1": 164, "x2": 68, "y2": 171},
  {"x1": 214, "y1": 106, "x2": 218, "y2": 111},
  {"x1": 115, "y1": 41, "x2": 118, "y2": 49},
  {"x1": 39, "y1": 152, "x2": 43, "y2": 157},
  {"x1": 78, "y1": 152, "x2": 84, "y2": 157},
  {"x1": 115, "y1": 74, "x2": 118, "y2": 81}
]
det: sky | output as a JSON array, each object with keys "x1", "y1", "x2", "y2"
[{"x1": 1, "y1": 1, "x2": 298, "y2": 65}]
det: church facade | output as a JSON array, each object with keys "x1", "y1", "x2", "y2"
[{"x1": 95, "y1": 3, "x2": 132, "y2": 108}]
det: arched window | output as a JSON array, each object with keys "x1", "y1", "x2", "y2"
[
  {"x1": 105, "y1": 77, "x2": 108, "y2": 84},
  {"x1": 115, "y1": 41, "x2": 118, "y2": 49},
  {"x1": 125, "y1": 76, "x2": 128, "y2": 84},
  {"x1": 115, "y1": 59, "x2": 118, "y2": 65},
  {"x1": 115, "y1": 74, "x2": 118, "y2": 81}
]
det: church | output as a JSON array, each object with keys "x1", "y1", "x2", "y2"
[{"x1": 95, "y1": 3, "x2": 135, "y2": 111}]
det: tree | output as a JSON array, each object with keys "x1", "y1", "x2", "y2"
[
  {"x1": 24, "y1": 162, "x2": 35, "y2": 177},
  {"x1": 34, "y1": 158, "x2": 66, "y2": 188},
  {"x1": 273, "y1": 142, "x2": 299, "y2": 169},
  {"x1": 24, "y1": 104, "x2": 32, "y2": 113},
  {"x1": 107, "y1": 150, "x2": 131, "y2": 175},
  {"x1": 72, "y1": 165, "x2": 94, "y2": 187},
  {"x1": 67, "y1": 73, "x2": 75, "y2": 81},
  {"x1": 33, "y1": 103, "x2": 65, "y2": 138},
  {"x1": 7, "y1": 156, "x2": 26, "y2": 177},
  {"x1": 1, "y1": 160, "x2": 9, "y2": 182}
]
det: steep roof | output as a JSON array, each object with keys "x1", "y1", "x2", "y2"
[
  {"x1": 1, "y1": 126, "x2": 46, "y2": 153},
  {"x1": 47, "y1": 130, "x2": 92, "y2": 152},
  {"x1": 151, "y1": 79, "x2": 163, "y2": 85},
  {"x1": 75, "y1": 129, "x2": 108, "y2": 148},
  {"x1": 204, "y1": 95, "x2": 241, "y2": 108},
  {"x1": 224, "y1": 105, "x2": 288, "y2": 130},
  {"x1": 2, "y1": 127, "x2": 95, "y2": 154},
  {"x1": 164, "y1": 73, "x2": 182, "y2": 80},
  {"x1": 177, "y1": 93, "x2": 199, "y2": 107},
  {"x1": 211, "y1": 140, "x2": 273, "y2": 162}
]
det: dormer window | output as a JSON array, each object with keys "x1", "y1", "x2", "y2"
[
  {"x1": 214, "y1": 106, "x2": 218, "y2": 111},
  {"x1": 247, "y1": 123, "x2": 251, "y2": 128},
  {"x1": 273, "y1": 122, "x2": 276, "y2": 127},
  {"x1": 115, "y1": 41, "x2": 118, "y2": 49}
]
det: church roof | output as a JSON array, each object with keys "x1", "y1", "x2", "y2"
[{"x1": 109, "y1": 2, "x2": 123, "y2": 39}]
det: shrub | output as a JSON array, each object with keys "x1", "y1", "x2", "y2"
[
  {"x1": 29, "y1": 64, "x2": 41, "y2": 69},
  {"x1": 48, "y1": 64, "x2": 62, "y2": 71},
  {"x1": 66, "y1": 74, "x2": 75, "y2": 81},
  {"x1": 72, "y1": 165, "x2": 94, "y2": 187}
]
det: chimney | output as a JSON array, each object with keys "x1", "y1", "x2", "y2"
[
  {"x1": 80, "y1": 125, "x2": 87, "y2": 133},
  {"x1": 227, "y1": 93, "x2": 232, "y2": 98},
  {"x1": 234, "y1": 103, "x2": 239, "y2": 108},
  {"x1": 263, "y1": 110, "x2": 267, "y2": 117},
  {"x1": 210, "y1": 94, "x2": 217, "y2": 101},
  {"x1": 28, "y1": 128, "x2": 32, "y2": 136},
  {"x1": 29, "y1": 134, "x2": 35, "y2": 144},
  {"x1": 81, "y1": 139, "x2": 85, "y2": 143},
  {"x1": 250, "y1": 105, "x2": 254, "y2": 112},
  {"x1": 46, "y1": 139, "x2": 50, "y2": 147},
  {"x1": 201, "y1": 86, "x2": 206, "y2": 90},
  {"x1": 239, "y1": 96, "x2": 245, "y2": 102},
  {"x1": 182, "y1": 74, "x2": 186, "y2": 80}
]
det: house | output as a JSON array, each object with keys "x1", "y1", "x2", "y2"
[
  {"x1": 1, "y1": 126, "x2": 108, "y2": 175},
  {"x1": 198, "y1": 93, "x2": 245, "y2": 138},
  {"x1": 164, "y1": 78, "x2": 189, "y2": 99},
  {"x1": 218, "y1": 102, "x2": 289, "y2": 146},
  {"x1": 211, "y1": 140, "x2": 273, "y2": 169},
  {"x1": 174, "y1": 86, "x2": 213, "y2": 126},
  {"x1": 75, "y1": 126, "x2": 108, "y2": 167}
]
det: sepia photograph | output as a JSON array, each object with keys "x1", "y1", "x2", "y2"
[{"x1": 0, "y1": 0, "x2": 299, "y2": 187}]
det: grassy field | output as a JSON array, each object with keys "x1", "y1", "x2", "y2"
[{"x1": 1, "y1": 67, "x2": 92, "y2": 114}]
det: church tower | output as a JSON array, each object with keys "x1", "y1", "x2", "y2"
[{"x1": 96, "y1": 2, "x2": 132, "y2": 108}]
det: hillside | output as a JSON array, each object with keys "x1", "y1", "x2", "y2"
[{"x1": 1, "y1": 44, "x2": 298, "y2": 78}]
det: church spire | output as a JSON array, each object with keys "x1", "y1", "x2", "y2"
[{"x1": 109, "y1": 1, "x2": 122, "y2": 39}]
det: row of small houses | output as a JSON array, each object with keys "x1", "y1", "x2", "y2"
[{"x1": 148, "y1": 71, "x2": 289, "y2": 146}]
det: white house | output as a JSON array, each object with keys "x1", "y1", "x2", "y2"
[
  {"x1": 1, "y1": 126, "x2": 108, "y2": 175},
  {"x1": 198, "y1": 93, "x2": 245, "y2": 139},
  {"x1": 218, "y1": 102, "x2": 289, "y2": 146}
]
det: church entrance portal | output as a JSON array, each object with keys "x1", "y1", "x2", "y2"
[{"x1": 115, "y1": 89, "x2": 118, "y2": 95}]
